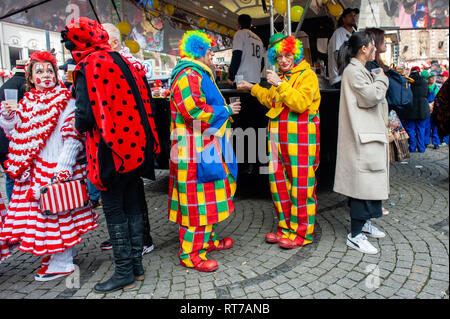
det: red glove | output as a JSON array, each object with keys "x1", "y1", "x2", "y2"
[{"x1": 55, "y1": 170, "x2": 71, "y2": 183}]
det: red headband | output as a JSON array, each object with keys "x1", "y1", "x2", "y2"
[{"x1": 29, "y1": 51, "x2": 57, "y2": 66}]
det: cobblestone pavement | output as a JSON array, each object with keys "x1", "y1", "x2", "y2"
[{"x1": 0, "y1": 145, "x2": 448, "y2": 300}]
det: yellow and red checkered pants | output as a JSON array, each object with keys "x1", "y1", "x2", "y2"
[
  {"x1": 268, "y1": 108, "x2": 320, "y2": 246},
  {"x1": 178, "y1": 223, "x2": 220, "y2": 267}
]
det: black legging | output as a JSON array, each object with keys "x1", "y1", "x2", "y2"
[
  {"x1": 137, "y1": 178, "x2": 153, "y2": 246},
  {"x1": 101, "y1": 173, "x2": 144, "y2": 225}
]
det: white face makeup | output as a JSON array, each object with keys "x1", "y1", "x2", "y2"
[
  {"x1": 31, "y1": 62, "x2": 57, "y2": 90},
  {"x1": 200, "y1": 49, "x2": 215, "y2": 68},
  {"x1": 277, "y1": 53, "x2": 294, "y2": 72}
]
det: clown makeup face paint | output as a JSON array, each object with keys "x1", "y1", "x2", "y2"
[
  {"x1": 199, "y1": 49, "x2": 215, "y2": 69},
  {"x1": 276, "y1": 53, "x2": 295, "y2": 72},
  {"x1": 31, "y1": 62, "x2": 57, "y2": 90}
]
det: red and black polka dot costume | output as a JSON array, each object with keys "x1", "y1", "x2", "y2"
[{"x1": 63, "y1": 18, "x2": 160, "y2": 190}]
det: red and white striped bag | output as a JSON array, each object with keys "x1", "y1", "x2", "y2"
[{"x1": 40, "y1": 180, "x2": 90, "y2": 215}]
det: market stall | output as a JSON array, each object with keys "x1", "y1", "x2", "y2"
[{"x1": 1, "y1": 0, "x2": 448, "y2": 189}]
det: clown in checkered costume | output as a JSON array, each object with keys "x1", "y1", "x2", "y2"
[
  {"x1": 239, "y1": 33, "x2": 321, "y2": 249},
  {"x1": 169, "y1": 30, "x2": 240, "y2": 272}
]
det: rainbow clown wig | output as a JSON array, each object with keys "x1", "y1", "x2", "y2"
[
  {"x1": 178, "y1": 30, "x2": 216, "y2": 59},
  {"x1": 267, "y1": 34, "x2": 304, "y2": 67}
]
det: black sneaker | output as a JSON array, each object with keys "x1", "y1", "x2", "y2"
[{"x1": 100, "y1": 239, "x2": 113, "y2": 250}]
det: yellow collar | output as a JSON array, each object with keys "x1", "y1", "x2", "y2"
[{"x1": 181, "y1": 57, "x2": 214, "y2": 79}]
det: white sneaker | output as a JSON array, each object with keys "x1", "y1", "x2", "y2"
[
  {"x1": 346, "y1": 233, "x2": 379, "y2": 254},
  {"x1": 362, "y1": 221, "x2": 386, "y2": 238},
  {"x1": 142, "y1": 244, "x2": 154, "y2": 255}
]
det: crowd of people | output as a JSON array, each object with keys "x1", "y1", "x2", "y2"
[{"x1": 0, "y1": 10, "x2": 448, "y2": 295}]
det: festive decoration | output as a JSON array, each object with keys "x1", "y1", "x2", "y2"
[
  {"x1": 228, "y1": 29, "x2": 236, "y2": 37},
  {"x1": 117, "y1": 21, "x2": 131, "y2": 35},
  {"x1": 0, "y1": 69, "x2": 13, "y2": 78},
  {"x1": 208, "y1": 21, "x2": 218, "y2": 31},
  {"x1": 153, "y1": 79, "x2": 163, "y2": 87},
  {"x1": 290, "y1": 5, "x2": 304, "y2": 22},
  {"x1": 178, "y1": 30, "x2": 216, "y2": 59},
  {"x1": 274, "y1": 0, "x2": 288, "y2": 15},
  {"x1": 152, "y1": 0, "x2": 161, "y2": 11},
  {"x1": 164, "y1": 4, "x2": 175, "y2": 16},
  {"x1": 267, "y1": 34, "x2": 303, "y2": 67},
  {"x1": 198, "y1": 17, "x2": 208, "y2": 28},
  {"x1": 125, "y1": 40, "x2": 141, "y2": 54},
  {"x1": 327, "y1": 2, "x2": 343, "y2": 17},
  {"x1": 218, "y1": 25, "x2": 228, "y2": 35}
]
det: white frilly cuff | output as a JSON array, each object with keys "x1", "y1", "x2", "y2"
[{"x1": 0, "y1": 113, "x2": 18, "y2": 137}]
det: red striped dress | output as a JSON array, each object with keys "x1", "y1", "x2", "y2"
[
  {"x1": 0, "y1": 194, "x2": 9, "y2": 262},
  {"x1": 0, "y1": 83, "x2": 98, "y2": 260}
]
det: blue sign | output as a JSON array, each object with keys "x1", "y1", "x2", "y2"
[{"x1": 143, "y1": 60, "x2": 154, "y2": 78}]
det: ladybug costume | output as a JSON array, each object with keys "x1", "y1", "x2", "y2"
[
  {"x1": 62, "y1": 17, "x2": 159, "y2": 190},
  {"x1": 63, "y1": 17, "x2": 161, "y2": 292}
]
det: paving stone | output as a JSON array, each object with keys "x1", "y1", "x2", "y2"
[{"x1": 0, "y1": 148, "x2": 448, "y2": 299}]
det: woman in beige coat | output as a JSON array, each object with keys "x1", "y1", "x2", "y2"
[{"x1": 333, "y1": 31, "x2": 389, "y2": 255}]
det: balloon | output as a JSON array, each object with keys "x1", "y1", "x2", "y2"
[
  {"x1": 208, "y1": 21, "x2": 218, "y2": 31},
  {"x1": 125, "y1": 40, "x2": 140, "y2": 54},
  {"x1": 228, "y1": 29, "x2": 236, "y2": 37},
  {"x1": 152, "y1": 0, "x2": 161, "y2": 11},
  {"x1": 116, "y1": 21, "x2": 131, "y2": 35},
  {"x1": 218, "y1": 25, "x2": 228, "y2": 35},
  {"x1": 290, "y1": 5, "x2": 304, "y2": 22},
  {"x1": 198, "y1": 17, "x2": 208, "y2": 28},
  {"x1": 274, "y1": 0, "x2": 287, "y2": 15},
  {"x1": 327, "y1": 2, "x2": 343, "y2": 17},
  {"x1": 164, "y1": 4, "x2": 175, "y2": 16}
]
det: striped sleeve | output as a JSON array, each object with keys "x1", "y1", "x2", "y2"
[
  {"x1": 172, "y1": 70, "x2": 216, "y2": 130},
  {"x1": 60, "y1": 100, "x2": 83, "y2": 141}
]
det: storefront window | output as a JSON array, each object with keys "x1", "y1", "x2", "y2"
[{"x1": 8, "y1": 47, "x2": 22, "y2": 68}]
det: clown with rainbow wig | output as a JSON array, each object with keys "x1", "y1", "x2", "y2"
[
  {"x1": 240, "y1": 34, "x2": 321, "y2": 249},
  {"x1": 168, "y1": 30, "x2": 241, "y2": 272}
]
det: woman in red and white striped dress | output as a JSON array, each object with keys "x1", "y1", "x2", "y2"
[{"x1": 0, "y1": 51, "x2": 98, "y2": 281}]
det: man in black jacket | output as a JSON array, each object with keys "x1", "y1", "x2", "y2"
[
  {"x1": 0, "y1": 60, "x2": 27, "y2": 201},
  {"x1": 401, "y1": 67, "x2": 430, "y2": 153}
]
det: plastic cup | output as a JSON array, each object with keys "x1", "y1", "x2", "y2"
[
  {"x1": 4, "y1": 89, "x2": 18, "y2": 110},
  {"x1": 235, "y1": 75, "x2": 244, "y2": 89},
  {"x1": 66, "y1": 64, "x2": 76, "y2": 83},
  {"x1": 229, "y1": 96, "x2": 240, "y2": 104}
]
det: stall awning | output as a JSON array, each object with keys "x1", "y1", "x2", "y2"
[{"x1": 0, "y1": 0, "x2": 53, "y2": 20}]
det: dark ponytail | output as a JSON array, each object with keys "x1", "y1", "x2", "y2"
[{"x1": 337, "y1": 31, "x2": 373, "y2": 75}]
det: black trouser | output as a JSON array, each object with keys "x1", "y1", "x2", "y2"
[
  {"x1": 137, "y1": 178, "x2": 153, "y2": 246},
  {"x1": 331, "y1": 82, "x2": 341, "y2": 89},
  {"x1": 101, "y1": 173, "x2": 145, "y2": 224},
  {"x1": 348, "y1": 198, "x2": 382, "y2": 237}
]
